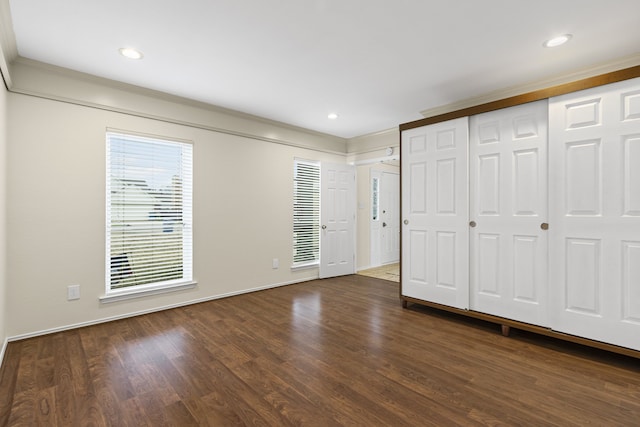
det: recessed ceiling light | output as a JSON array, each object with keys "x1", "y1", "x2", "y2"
[
  {"x1": 328, "y1": 113, "x2": 339, "y2": 120},
  {"x1": 543, "y1": 34, "x2": 572, "y2": 48},
  {"x1": 119, "y1": 47, "x2": 144, "y2": 59}
]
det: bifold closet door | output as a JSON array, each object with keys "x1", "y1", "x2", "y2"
[
  {"x1": 469, "y1": 100, "x2": 549, "y2": 326},
  {"x1": 401, "y1": 117, "x2": 469, "y2": 309},
  {"x1": 549, "y1": 77, "x2": 640, "y2": 351}
]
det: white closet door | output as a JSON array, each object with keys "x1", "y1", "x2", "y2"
[
  {"x1": 549, "y1": 77, "x2": 640, "y2": 351},
  {"x1": 401, "y1": 117, "x2": 469, "y2": 309},
  {"x1": 469, "y1": 100, "x2": 548, "y2": 326}
]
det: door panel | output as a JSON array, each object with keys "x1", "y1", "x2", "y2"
[
  {"x1": 409, "y1": 229, "x2": 428, "y2": 284},
  {"x1": 477, "y1": 233, "x2": 500, "y2": 295},
  {"x1": 469, "y1": 100, "x2": 548, "y2": 326},
  {"x1": 623, "y1": 242, "x2": 640, "y2": 321},
  {"x1": 565, "y1": 238, "x2": 600, "y2": 315},
  {"x1": 513, "y1": 235, "x2": 537, "y2": 302},
  {"x1": 436, "y1": 231, "x2": 456, "y2": 287},
  {"x1": 401, "y1": 117, "x2": 469, "y2": 309},
  {"x1": 549, "y1": 77, "x2": 640, "y2": 351},
  {"x1": 513, "y1": 149, "x2": 539, "y2": 215},
  {"x1": 624, "y1": 135, "x2": 640, "y2": 214},
  {"x1": 565, "y1": 140, "x2": 601, "y2": 215},
  {"x1": 320, "y1": 163, "x2": 355, "y2": 278},
  {"x1": 478, "y1": 154, "x2": 500, "y2": 214},
  {"x1": 436, "y1": 159, "x2": 456, "y2": 214}
]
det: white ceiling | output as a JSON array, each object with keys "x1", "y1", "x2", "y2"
[{"x1": 6, "y1": 0, "x2": 640, "y2": 139}]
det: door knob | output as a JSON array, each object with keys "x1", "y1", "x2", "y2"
[
  {"x1": 321, "y1": 225, "x2": 327, "y2": 230},
  {"x1": 469, "y1": 221, "x2": 477, "y2": 228},
  {"x1": 403, "y1": 219, "x2": 409, "y2": 225},
  {"x1": 383, "y1": 222, "x2": 387, "y2": 227},
  {"x1": 540, "y1": 223, "x2": 549, "y2": 230}
]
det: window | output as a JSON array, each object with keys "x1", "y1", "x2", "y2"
[
  {"x1": 106, "y1": 132, "x2": 193, "y2": 296},
  {"x1": 292, "y1": 159, "x2": 320, "y2": 267},
  {"x1": 372, "y1": 176, "x2": 379, "y2": 221}
]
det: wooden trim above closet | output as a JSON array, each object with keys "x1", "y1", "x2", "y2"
[{"x1": 400, "y1": 65, "x2": 640, "y2": 131}]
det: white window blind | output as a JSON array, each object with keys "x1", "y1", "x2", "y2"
[
  {"x1": 106, "y1": 132, "x2": 193, "y2": 292},
  {"x1": 293, "y1": 159, "x2": 320, "y2": 266}
]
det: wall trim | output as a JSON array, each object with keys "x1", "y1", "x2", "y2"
[
  {"x1": 347, "y1": 127, "x2": 399, "y2": 155},
  {"x1": 351, "y1": 155, "x2": 399, "y2": 166},
  {"x1": 418, "y1": 53, "x2": 640, "y2": 121},
  {"x1": 0, "y1": 337, "x2": 7, "y2": 370},
  {"x1": 6, "y1": 276, "x2": 318, "y2": 342},
  {"x1": 350, "y1": 144, "x2": 400, "y2": 156},
  {"x1": 11, "y1": 87, "x2": 349, "y2": 157},
  {"x1": 402, "y1": 296, "x2": 640, "y2": 359},
  {"x1": 7, "y1": 57, "x2": 349, "y2": 156},
  {"x1": 402, "y1": 64, "x2": 640, "y2": 131},
  {"x1": 99, "y1": 281, "x2": 198, "y2": 304}
]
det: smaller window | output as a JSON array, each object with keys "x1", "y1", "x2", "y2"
[
  {"x1": 372, "y1": 177, "x2": 379, "y2": 221},
  {"x1": 293, "y1": 159, "x2": 320, "y2": 267}
]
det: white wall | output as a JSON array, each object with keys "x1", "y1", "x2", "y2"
[
  {"x1": 6, "y1": 91, "x2": 345, "y2": 337},
  {"x1": 2, "y1": 59, "x2": 403, "y2": 339},
  {"x1": 0, "y1": 77, "x2": 7, "y2": 353}
]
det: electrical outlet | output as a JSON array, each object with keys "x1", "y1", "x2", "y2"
[
  {"x1": 272, "y1": 258, "x2": 279, "y2": 269},
  {"x1": 67, "y1": 284, "x2": 80, "y2": 300}
]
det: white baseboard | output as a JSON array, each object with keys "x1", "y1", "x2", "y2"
[
  {"x1": 7, "y1": 276, "x2": 318, "y2": 343},
  {"x1": 0, "y1": 337, "x2": 7, "y2": 370}
]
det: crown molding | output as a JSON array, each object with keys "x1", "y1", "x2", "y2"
[
  {"x1": 419, "y1": 53, "x2": 640, "y2": 119},
  {"x1": 8, "y1": 57, "x2": 349, "y2": 155},
  {"x1": 11, "y1": 57, "x2": 345, "y2": 140},
  {"x1": 346, "y1": 127, "x2": 399, "y2": 156}
]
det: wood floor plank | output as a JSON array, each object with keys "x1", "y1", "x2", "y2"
[{"x1": 1, "y1": 275, "x2": 640, "y2": 425}]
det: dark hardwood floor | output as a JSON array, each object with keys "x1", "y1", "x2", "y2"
[{"x1": 1, "y1": 275, "x2": 639, "y2": 426}]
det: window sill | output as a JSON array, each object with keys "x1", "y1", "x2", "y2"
[
  {"x1": 291, "y1": 262, "x2": 319, "y2": 271},
  {"x1": 100, "y1": 281, "x2": 197, "y2": 304}
]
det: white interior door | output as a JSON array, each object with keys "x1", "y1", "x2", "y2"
[
  {"x1": 549, "y1": 77, "x2": 640, "y2": 351},
  {"x1": 401, "y1": 117, "x2": 469, "y2": 309},
  {"x1": 469, "y1": 100, "x2": 548, "y2": 326},
  {"x1": 380, "y1": 171, "x2": 400, "y2": 264},
  {"x1": 320, "y1": 163, "x2": 356, "y2": 278}
]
